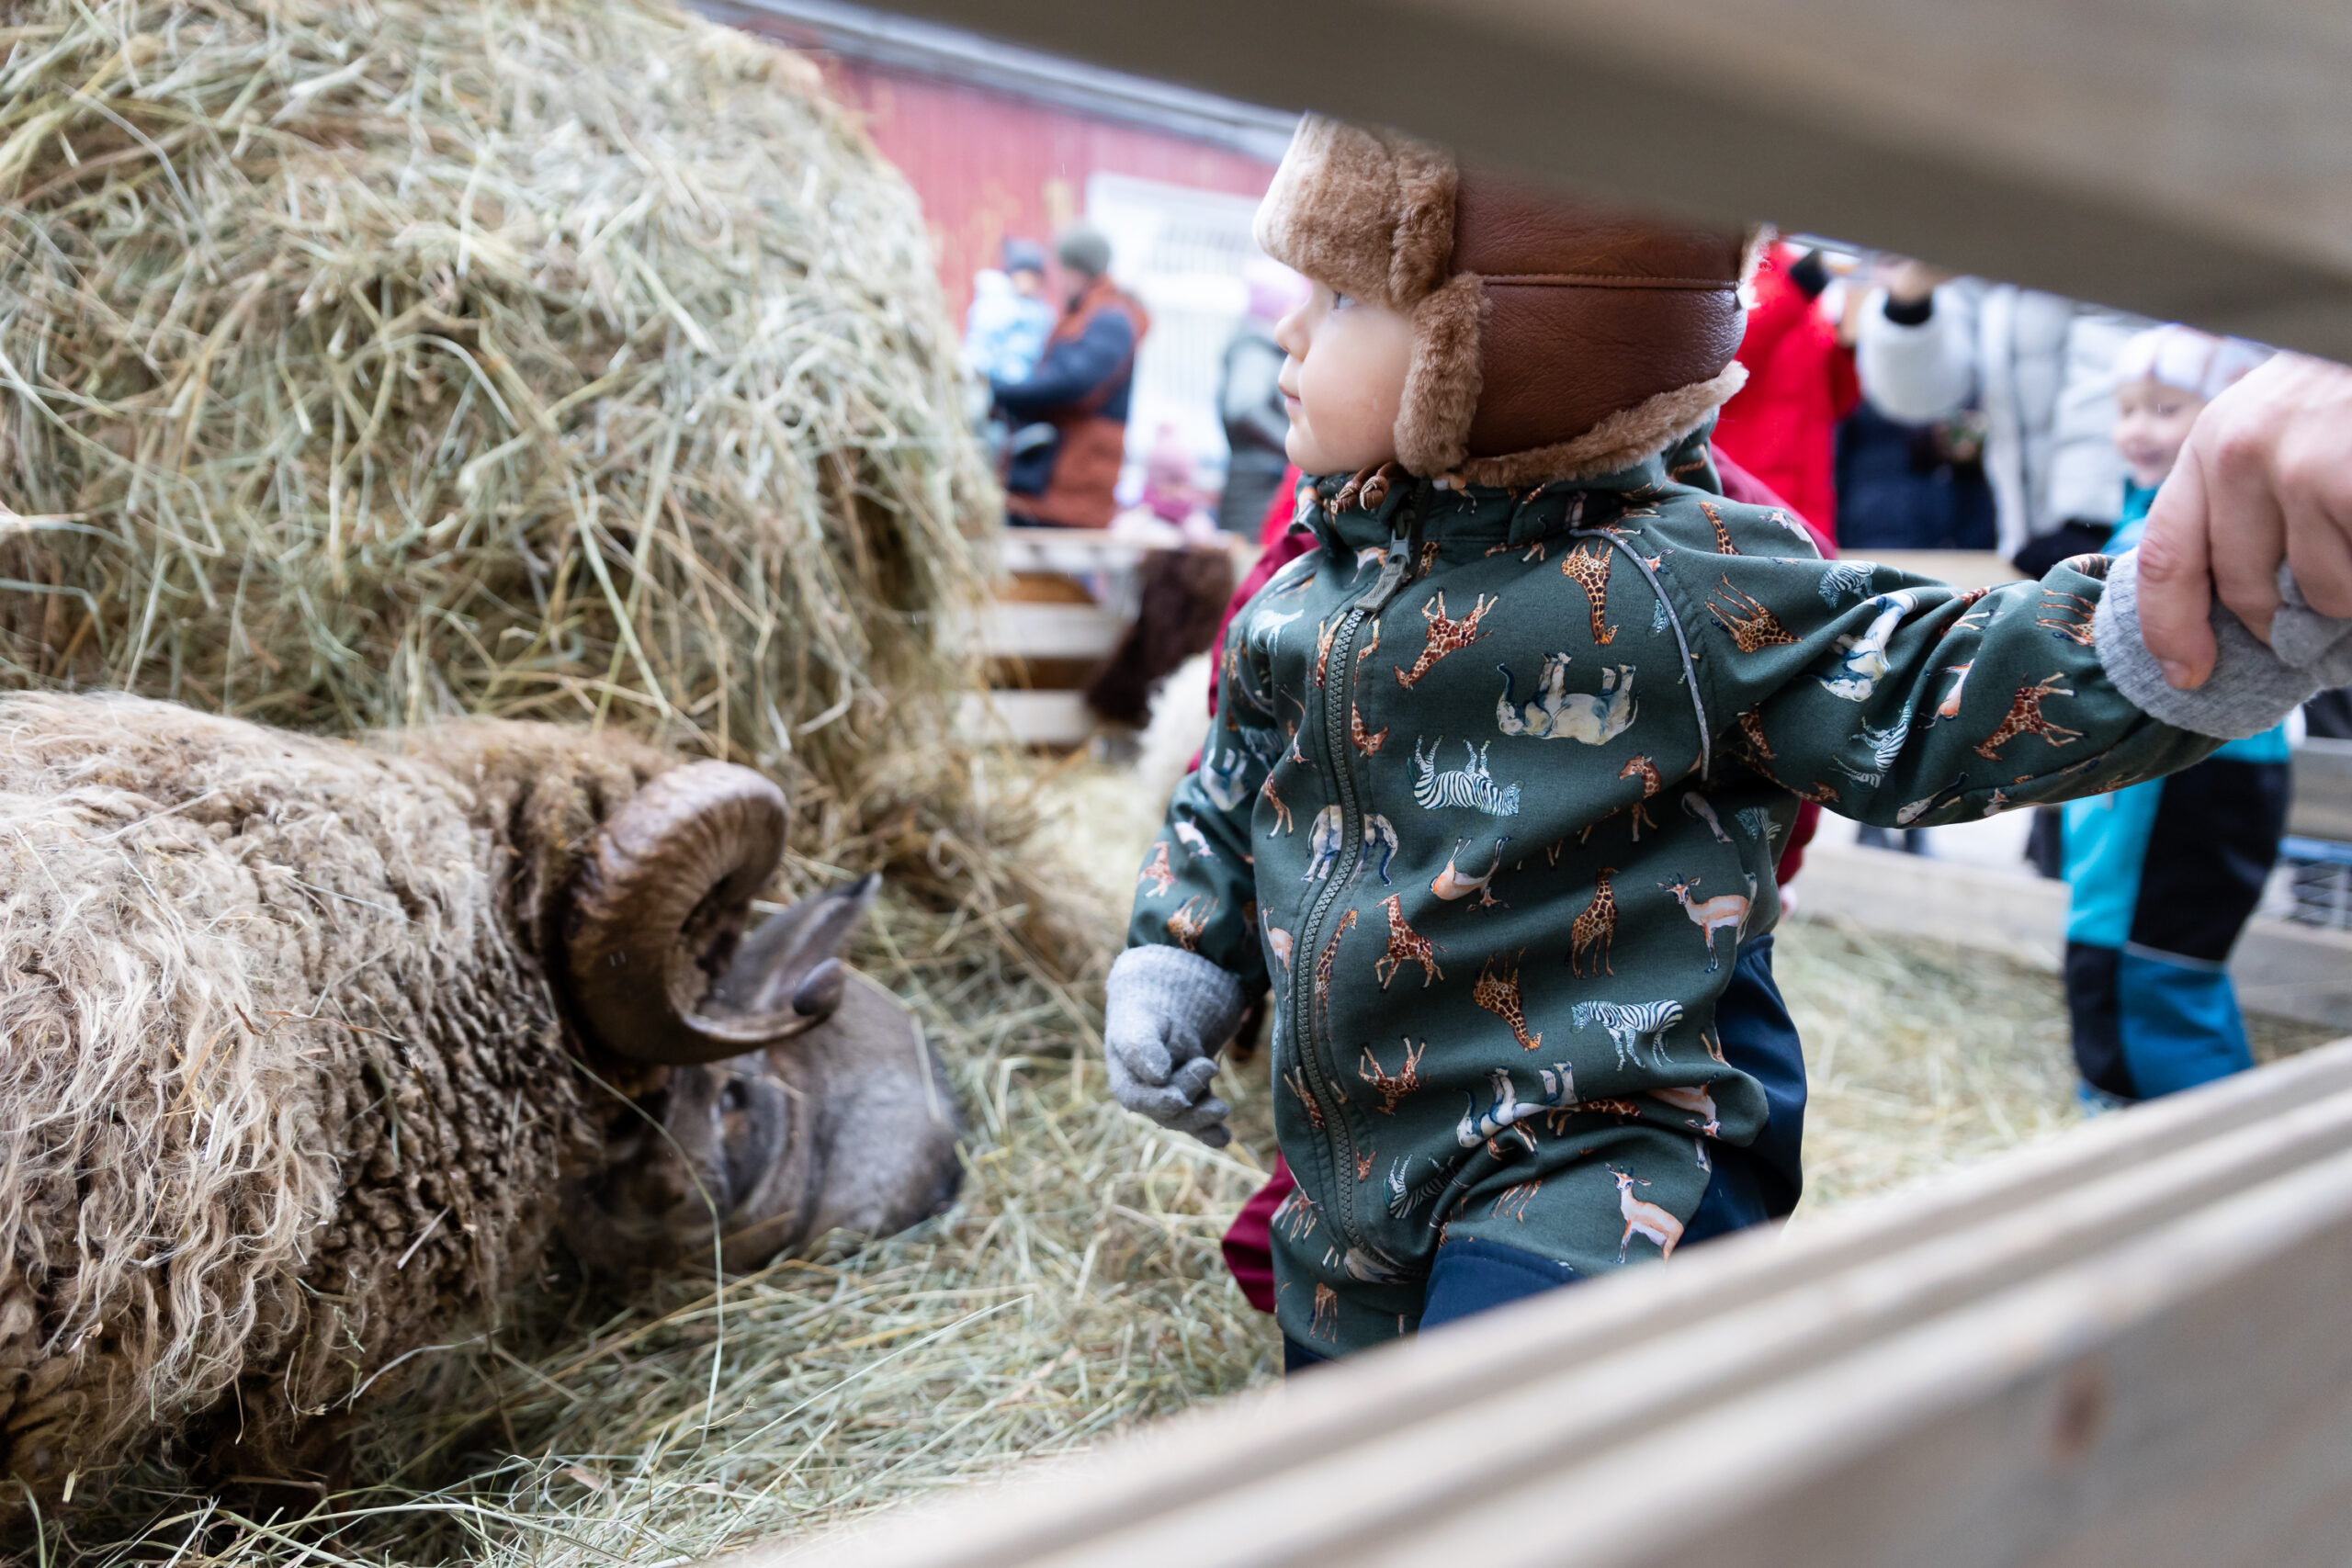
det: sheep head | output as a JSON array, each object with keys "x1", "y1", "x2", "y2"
[
  {"x1": 555, "y1": 884, "x2": 963, "y2": 1277},
  {"x1": 550, "y1": 766, "x2": 961, "y2": 1274}
]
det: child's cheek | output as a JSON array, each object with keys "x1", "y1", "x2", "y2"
[{"x1": 1297, "y1": 337, "x2": 1406, "y2": 469}]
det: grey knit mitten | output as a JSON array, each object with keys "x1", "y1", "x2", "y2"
[
  {"x1": 1102, "y1": 944, "x2": 1246, "y2": 1148},
  {"x1": 2096, "y1": 553, "x2": 2352, "y2": 739}
]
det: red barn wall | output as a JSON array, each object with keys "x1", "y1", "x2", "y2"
[{"x1": 816, "y1": 62, "x2": 1277, "y2": 321}]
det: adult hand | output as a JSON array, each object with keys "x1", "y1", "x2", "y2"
[
  {"x1": 1877, "y1": 256, "x2": 1954, "y2": 307},
  {"x1": 2135, "y1": 353, "x2": 2352, "y2": 687}
]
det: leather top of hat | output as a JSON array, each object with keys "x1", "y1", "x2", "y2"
[{"x1": 1253, "y1": 115, "x2": 1752, "y2": 486}]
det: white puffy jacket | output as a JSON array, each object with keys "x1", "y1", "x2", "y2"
[{"x1": 1856, "y1": 279, "x2": 2150, "y2": 558}]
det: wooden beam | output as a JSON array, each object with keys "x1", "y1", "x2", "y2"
[
  {"x1": 854, "y1": 0, "x2": 2352, "y2": 359},
  {"x1": 700, "y1": 1038, "x2": 2352, "y2": 1568}
]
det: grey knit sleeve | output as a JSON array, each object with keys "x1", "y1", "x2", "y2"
[{"x1": 2094, "y1": 549, "x2": 2352, "y2": 739}]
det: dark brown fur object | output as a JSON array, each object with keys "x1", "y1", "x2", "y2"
[
  {"x1": 0, "y1": 693, "x2": 959, "y2": 1517},
  {"x1": 1084, "y1": 549, "x2": 1239, "y2": 729}
]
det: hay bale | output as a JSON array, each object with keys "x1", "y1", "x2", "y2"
[{"x1": 0, "y1": 0, "x2": 1007, "y2": 905}]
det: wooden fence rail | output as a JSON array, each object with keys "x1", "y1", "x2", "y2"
[
  {"x1": 841, "y1": 0, "x2": 2352, "y2": 359},
  {"x1": 704, "y1": 1035, "x2": 2352, "y2": 1568}
]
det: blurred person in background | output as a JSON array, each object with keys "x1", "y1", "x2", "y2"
[
  {"x1": 1216, "y1": 258, "x2": 1310, "y2": 536},
  {"x1": 1137, "y1": 421, "x2": 1215, "y2": 533},
  {"x1": 962, "y1": 237, "x2": 1055, "y2": 383},
  {"x1": 1712, "y1": 241, "x2": 1857, "y2": 543},
  {"x1": 1856, "y1": 261, "x2": 2148, "y2": 574},
  {"x1": 962, "y1": 238, "x2": 1055, "y2": 468},
  {"x1": 2307, "y1": 687, "x2": 2352, "y2": 739},
  {"x1": 1834, "y1": 402, "x2": 1997, "y2": 553},
  {"x1": 994, "y1": 224, "x2": 1148, "y2": 528},
  {"x1": 2062, "y1": 325, "x2": 2284, "y2": 1110}
]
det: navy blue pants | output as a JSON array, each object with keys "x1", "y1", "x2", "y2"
[{"x1": 1285, "y1": 935, "x2": 1804, "y2": 1373}]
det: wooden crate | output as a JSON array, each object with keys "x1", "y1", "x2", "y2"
[
  {"x1": 958, "y1": 530, "x2": 1149, "y2": 749},
  {"x1": 699, "y1": 1035, "x2": 2352, "y2": 1568},
  {"x1": 961, "y1": 526, "x2": 1244, "y2": 748}
]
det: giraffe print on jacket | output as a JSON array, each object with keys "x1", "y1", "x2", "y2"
[{"x1": 1395, "y1": 591, "x2": 1500, "y2": 689}]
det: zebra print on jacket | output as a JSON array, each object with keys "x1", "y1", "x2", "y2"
[
  {"x1": 1411, "y1": 738, "x2": 1521, "y2": 817},
  {"x1": 1571, "y1": 998, "x2": 1686, "y2": 1071}
]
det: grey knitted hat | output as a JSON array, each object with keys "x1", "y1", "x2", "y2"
[{"x1": 1056, "y1": 223, "x2": 1113, "y2": 279}]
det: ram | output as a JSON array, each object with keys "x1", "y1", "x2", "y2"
[{"x1": 0, "y1": 693, "x2": 961, "y2": 1511}]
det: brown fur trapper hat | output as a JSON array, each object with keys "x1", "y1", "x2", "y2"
[{"x1": 1253, "y1": 114, "x2": 1755, "y2": 486}]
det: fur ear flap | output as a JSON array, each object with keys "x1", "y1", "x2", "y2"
[{"x1": 1393, "y1": 274, "x2": 1487, "y2": 478}]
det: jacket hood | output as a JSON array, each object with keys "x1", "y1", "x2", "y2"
[{"x1": 1255, "y1": 115, "x2": 1759, "y2": 489}]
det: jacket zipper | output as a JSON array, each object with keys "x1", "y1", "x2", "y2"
[{"x1": 1288, "y1": 487, "x2": 1423, "y2": 1257}]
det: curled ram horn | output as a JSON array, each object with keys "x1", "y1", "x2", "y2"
[{"x1": 562, "y1": 761, "x2": 877, "y2": 1065}]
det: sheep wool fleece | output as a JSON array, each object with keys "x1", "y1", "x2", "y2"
[{"x1": 1128, "y1": 428, "x2": 2220, "y2": 1356}]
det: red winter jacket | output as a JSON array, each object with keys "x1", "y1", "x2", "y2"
[{"x1": 1713, "y1": 247, "x2": 1858, "y2": 543}]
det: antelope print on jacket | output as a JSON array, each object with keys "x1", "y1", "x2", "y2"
[{"x1": 1124, "y1": 433, "x2": 2223, "y2": 1355}]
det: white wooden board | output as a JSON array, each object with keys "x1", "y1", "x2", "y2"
[
  {"x1": 956, "y1": 688, "x2": 1095, "y2": 747},
  {"x1": 979, "y1": 602, "x2": 1125, "y2": 661},
  {"x1": 698, "y1": 1038, "x2": 2352, "y2": 1568}
]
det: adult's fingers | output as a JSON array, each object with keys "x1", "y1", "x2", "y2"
[
  {"x1": 2276, "y1": 378, "x2": 2352, "y2": 619},
  {"x1": 2133, "y1": 439, "x2": 2221, "y2": 687},
  {"x1": 2199, "y1": 396, "x2": 2289, "y2": 649},
  {"x1": 2285, "y1": 488, "x2": 2352, "y2": 623}
]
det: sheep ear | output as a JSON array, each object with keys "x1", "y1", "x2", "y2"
[{"x1": 701, "y1": 874, "x2": 880, "y2": 1028}]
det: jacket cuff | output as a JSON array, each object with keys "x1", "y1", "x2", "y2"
[
  {"x1": 2093, "y1": 548, "x2": 2352, "y2": 739},
  {"x1": 1882, "y1": 292, "x2": 1934, "y2": 327},
  {"x1": 1110, "y1": 943, "x2": 1247, "y2": 1055}
]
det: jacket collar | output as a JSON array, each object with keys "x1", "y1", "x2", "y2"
[{"x1": 1304, "y1": 424, "x2": 1724, "y2": 555}]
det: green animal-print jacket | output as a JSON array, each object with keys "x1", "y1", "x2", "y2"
[{"x1": 1125, "y1": 432, "x2": 2215, "y2": 1355}]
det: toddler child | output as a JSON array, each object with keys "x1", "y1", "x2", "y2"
[
  {"x1": 1104, "y1": 118, "x2": 2345, "y2": 1366},
  {"x1": 2062, "y1": 326, "x2": 2284, "y2": 1104}
]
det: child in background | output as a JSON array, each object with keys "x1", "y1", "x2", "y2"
[
  {"x1": 960, "y1": 237, "x2": 1055, "y2": 384},
  {"x1": 960, "y1": 239, "x2": 1056, "y2": 471},
  {"x1": 1101, "y1": 116, "x2": 2348, "y2": 1370},
  {"x1": 2062, "y1": 326, "x2": 2285, "y2": 1106}
]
